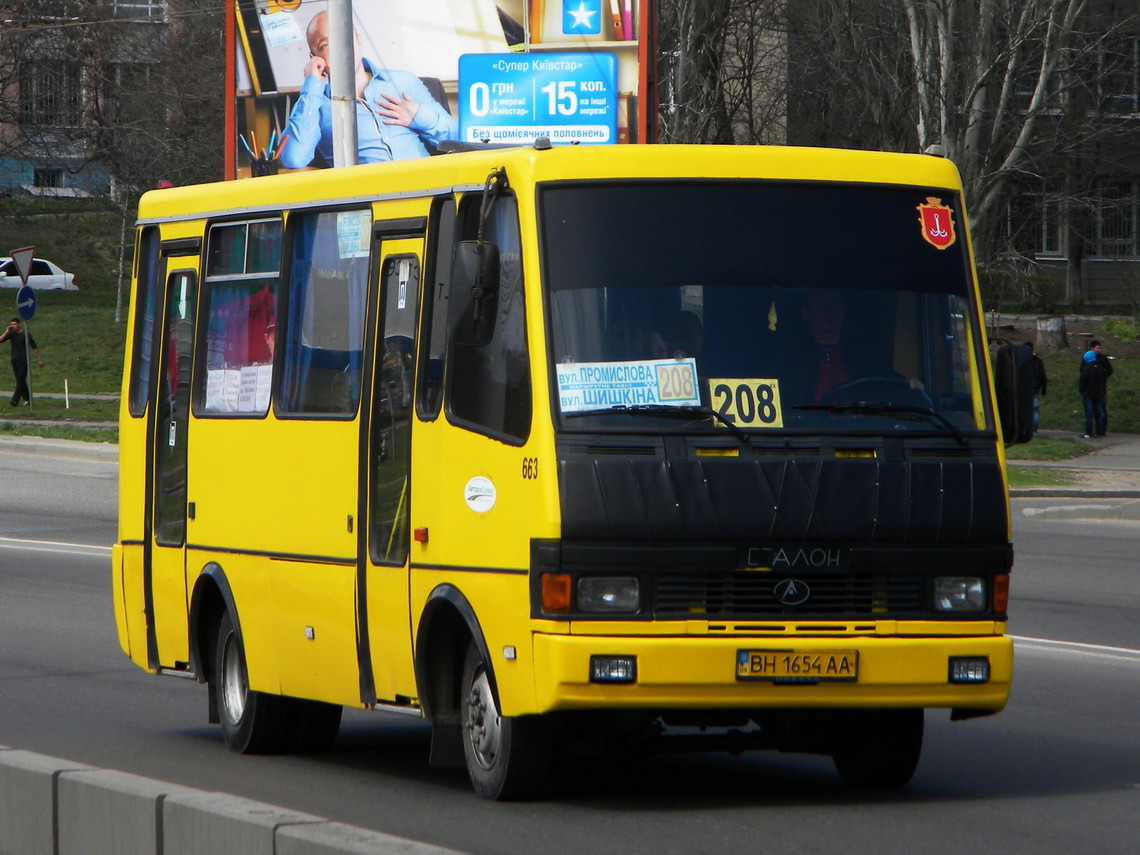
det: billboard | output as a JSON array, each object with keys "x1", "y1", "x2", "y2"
[{"x1": 227, "y1": 1, "x2": 649, "y2": 179}]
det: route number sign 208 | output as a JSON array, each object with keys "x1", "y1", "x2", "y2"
[{"x1": 707, "y1": 378, "x2": 784, "y2": 428}]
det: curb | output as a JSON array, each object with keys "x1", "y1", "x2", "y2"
[
  {"x1": 1010, "y1": 488, "x2": 1140, "y2": 499},
  {"x1": 0, "y1": 746, "x2": 466, "y2": 855},
  {"x1": 1017, "y1": 497, "x2": 1140, "y2": 520},
  {"x1": 0, "y1": 435, "x2": 117, "y2": 464}
]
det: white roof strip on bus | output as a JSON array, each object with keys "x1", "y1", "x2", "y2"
[{"x1": 135, "y1": 182, "x2": 489, "y2": 226}]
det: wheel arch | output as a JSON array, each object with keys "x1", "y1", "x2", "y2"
[
  {"x1": 414, "y1": 584, "x2": 494, "y2": 769},
  {"x1": 188, "y1": 562, "x2": 240, "y2": 689}
]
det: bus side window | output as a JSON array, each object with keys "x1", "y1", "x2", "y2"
[
  {"x1": 445, "y1": 194, "x2": 531, "y2": 444},
  {"x1": 278, "y1": 209, "x2": 371, "y2": 416},
  {"x1": 416, "y1": 196, "x2": 455, "y2": 420},
  {"x1": 128, "y1": 227, "x2": 162, "y2": 417},
  {"x1": 196, "y1": 219, "x2": 281, "y2": 416}
]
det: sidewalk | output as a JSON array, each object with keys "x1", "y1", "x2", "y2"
[{"x1": 1008, "y1": 429, "x2": 1140, "y2": 499}]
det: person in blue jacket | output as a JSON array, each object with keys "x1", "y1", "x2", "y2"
[
  {"x1": 280, "y1": 11, "x2": 456, "y2": 169},
  {"x1": 1079, "y1": 340, "x2": 1113, "y2": 438}
]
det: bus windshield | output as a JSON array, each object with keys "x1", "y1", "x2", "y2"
[{"x1": 540, "y1": 181, "x2": 992, "y2": 437}]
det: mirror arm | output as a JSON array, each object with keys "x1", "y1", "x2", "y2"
[{"x1": 471, "y1": 167, "x2": 508, "y2": 327}]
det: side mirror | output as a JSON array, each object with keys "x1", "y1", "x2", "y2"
[
  {"x1": 993, "y1": 343, "x2": 1035, "y2": 445},
  {"x1": 448, "y1": 240, "x2": 499, "y2": 347}
]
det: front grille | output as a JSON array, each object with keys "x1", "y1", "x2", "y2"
[{"x1": 653, "y1": 572, "x2": 926, "y2": 618}]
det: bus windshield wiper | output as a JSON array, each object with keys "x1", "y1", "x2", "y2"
[
  {"x1": 795, "y1": 402, "x2": 968, "y2": 445},
  {"x1": 565, "y1": 404, "x2": 750, "y2": 441}
]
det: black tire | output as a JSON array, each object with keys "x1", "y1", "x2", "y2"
[
  {"x1": 288, "y1": 698, "x2": 343, "y2": 753},
  {"x1": 832, "y1": 709, "x2": 924, "y2": 788},
  {"x1": 460, "y1": 642, "x2": 551, "y2": 800},
  {"x1": 215, "y1": 611, "x2": 343, "y2": 754}
]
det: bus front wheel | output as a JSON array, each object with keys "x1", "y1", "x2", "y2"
[
  {"x1": 460, "y1": 643, "x2": 550, "y2": 799},
  {"x1": 831, "y1": 708, "x2": 924, "y2": 787}
]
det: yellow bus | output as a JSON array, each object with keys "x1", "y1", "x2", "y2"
[{"x1": 113, "y1": 142, "x2": 1015, "y2": 799}]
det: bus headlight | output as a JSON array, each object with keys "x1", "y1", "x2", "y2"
[
  {"x1": 577, "y1": 577, "x2": 640, "y2": 613},
  {"x1": 934, "y1": 577, "x2": 986, "y2": 612}
]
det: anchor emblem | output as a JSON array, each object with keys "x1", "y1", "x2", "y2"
[{"x1": 916, "y1": 197, "x2": 957, "y2": 249}]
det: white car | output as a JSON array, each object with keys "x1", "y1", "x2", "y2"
[{"x1": 0, "y1": 256, "x2": 78, "y2": 290}]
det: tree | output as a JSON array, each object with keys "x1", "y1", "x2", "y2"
[
  {"x1": 655, "y1": 0, "x2": 790, "y2": 145},
  {"x1": 658, "y1": 0, "x2": 1140, "y2": 275},
  {"x1": 0, "y1": 1, "x2": 225, "y2": 320}
]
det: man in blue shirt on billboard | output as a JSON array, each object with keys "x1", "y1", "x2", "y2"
[{"x1": 280, "y1": 11, "x2": 456, "y2": 169}]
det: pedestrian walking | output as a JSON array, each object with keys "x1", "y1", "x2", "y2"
[{"x1": 0, "y1": 317, "x2": 44, "y2": 406}]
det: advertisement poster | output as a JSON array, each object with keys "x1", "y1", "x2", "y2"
[{"x1": 229, "y1": 0, "x2": 645, "y2": 178}]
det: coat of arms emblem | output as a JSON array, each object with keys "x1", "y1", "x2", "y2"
[{"x1": 916, "y1": 197, "x2": 956, "y2": 250}]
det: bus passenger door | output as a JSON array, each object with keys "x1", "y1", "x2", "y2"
[
  {"x1": 364, "y1": 239, "x2": 422, "y2": 702},
  {"x1": 147, "y1": 263, "x2": 198, "y2": 670}
]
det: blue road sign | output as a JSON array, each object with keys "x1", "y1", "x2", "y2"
[
  {"x1": 458, "y1": 52, "x2": 618, "y2": 146},
  {"x1": 16, "y1": 285, "x2": 36, "y2": 320}
]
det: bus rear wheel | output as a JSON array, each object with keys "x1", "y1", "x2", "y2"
[
  {"x1": 460, "y1": 643, "x2": 550, "y2": 800},
  {"x1": 831, "y1": 709, "x2": 924, "y2": 787},
  {"x1": 214, "y1": 611, "x2": 342, "y2": 753}
]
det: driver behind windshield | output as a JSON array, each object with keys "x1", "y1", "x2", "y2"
[{"x1": 788, "y1": 288, "x2": 924, "y2": 405}]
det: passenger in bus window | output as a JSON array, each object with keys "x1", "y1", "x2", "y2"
[
  {"x1": 663, "y1": 310, "x2": 703, "y2": 359},
  {"x1": 280, "y1": 11, "x2": 457, "y2": 169},
  {"x1": 264, "y1": 323, "x2": 276, "y2": 358},
  {"x1": 610, "y1": 316, "x2": 667, "y2": 361}
]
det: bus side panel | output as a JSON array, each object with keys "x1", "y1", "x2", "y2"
[
  {"x1": 112, "y1": 543, "x2": 149, "y2": 670},
  {"x1": 117, "y1": 401, "x2": 150, "y2": 546},
  {"x1": 188, "y1": 419, "x2": 360, "y2": 702},
  {"x1": 187, "y1": 420, "x2": 358, "y2": 561},
  {"x1": 268, "y1": 559, "x2": 361, "y2": 705},
  {"x1": 409, "y1": 417, "x2": 558, "y2": 716},
  {"x1": 191, "y1": 550, "x2": 278, "y2": 694},
  {"x1": 367, "y1": 562, "x2": 417, "y2": 703}
]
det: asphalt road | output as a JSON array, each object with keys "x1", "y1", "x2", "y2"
[{"x1": 1, "y1": 448, "x2": 1137, "y2": 854}]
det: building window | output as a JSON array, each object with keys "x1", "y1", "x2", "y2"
[
  {"x1": 105, "y1": 63, "x2": 156, "y2": 121},
  {"x1": 20, "y1": 62, "x2": 82, "y2": 127},
  {"x1": 112, "y1": 0, "x2": 165, "y2": 19},
  {"x1": 1006, "y1": 192, "x2": 1061, "y2": 257},
  {"x1": 33, "y1": 168, "x2": 64, "y2": 189},
  {"x1": 1099, "y1": 35, "x2": 1140, "y2": 114},
  {"x1": 1095, "y1": 179, "x2": 1139, "y2": 258}
]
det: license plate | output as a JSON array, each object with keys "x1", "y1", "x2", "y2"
[{"x1": 736, "y1": 650, "x2": 858, "y2": 682}]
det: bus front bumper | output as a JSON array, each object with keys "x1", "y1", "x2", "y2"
[{"x1": 530, "y1": 632, "x2": 1012, "y2": 714}]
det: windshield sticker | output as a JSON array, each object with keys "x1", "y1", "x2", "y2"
[
  {"x1": 916, "y1": 197, "x2": 956, "y2": 250},
  {"x1": 708, "y1": 379, "x2": 784, "y2": 428},
  {"x1": 557, "y1": 358, "x2": 700, "y2": 413}
]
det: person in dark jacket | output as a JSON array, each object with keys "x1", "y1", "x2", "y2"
[
  {"x1": 0, "y1": 317, "x2": 44, "y2": 406},
  {"x1": 1025, "y1": 341, "x2": 1048, "y2": 433},
  {"x1": 1079, "y1": 339, "x2": 1113, "y2": 438}
]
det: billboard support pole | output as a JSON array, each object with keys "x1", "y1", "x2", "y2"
[{"x1": 328, "y1": 0, "x2": 359, "y2": 167}]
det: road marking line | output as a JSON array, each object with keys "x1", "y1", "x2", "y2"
[
  {"x1": 1011, "y1": 635, "x2": 1140, "y2": 663},
  {"x1": 0, "y1": 536, "x2": 111, "y2": 556}
]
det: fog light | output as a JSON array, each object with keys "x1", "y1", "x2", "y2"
[
  {"x1": 590, "y1": 655, "x2": 637, "y2": 683},
  {"x1": 577, "y1": 577, "x2": 640, "y2": 613},
  {"x1": 934, "y1": 577, "x2": 986, "y2": 612},
  {"x1": 949, "y1": 656, "x2": 990, "y2": 683}
]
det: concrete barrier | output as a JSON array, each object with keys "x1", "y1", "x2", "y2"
[{"x1": 0, "y1": 746, "x2": 466, "y2": 855}]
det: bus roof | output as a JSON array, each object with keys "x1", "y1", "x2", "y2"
[{"x1": 137, "y1": 144, "x2": 965, "y2": 225}]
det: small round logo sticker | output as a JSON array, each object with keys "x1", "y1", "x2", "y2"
[{"x1": 464, "y1": 476, "x2": 497, "y2": 513}]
